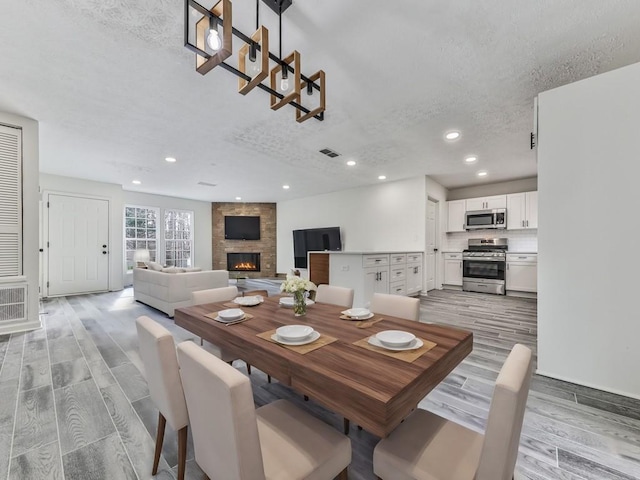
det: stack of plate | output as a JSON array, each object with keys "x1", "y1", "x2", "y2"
[
  {"x1": 215, "y1": 308, "x2": 245, "y2": 323},
  {"x1": 279, "y1": 297, "x2": 315, "y2": 308},
  {"x1": 233, "y1": 295, "x2": 263, "y2": 306},
  {"x1": 272, "y1": 325, "x2": 320, "y2": 345},
  {"x1": 342, "y1": 308, "x2": 373, "y2": 320},
  {"x1": 368, "y1": 330, "x2": 423, "y2": 351}
]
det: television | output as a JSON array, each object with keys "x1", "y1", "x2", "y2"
[
  {"x1": 293, "y1": 226, "x2": 342, "y2": 269},
  {"x1": 225, "y1": 216, "x2": 260, "y2": 240}
]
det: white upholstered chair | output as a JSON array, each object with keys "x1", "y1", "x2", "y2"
[
  {"x1": 176, "y1": 341, "x2": 352, "y2": 480},
  {"x1": 370, "y1": 293, "x2": 420, "y2": 321},
  {"x1": 135, "y1": 316, "x2": 189, "y2": 480},
  {"x1": 315, "y1": 284, "x2": 355, "y2": 309},
  {"x1": 373, "y1": 343, "x2": 533, "y2": 480}
]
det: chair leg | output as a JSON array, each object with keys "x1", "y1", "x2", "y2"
[
  {"x1": 267, "y1": 375, "x2": 271, "y2": 383},
  {"x1": 152, "y1": 412, "x2": 166, "y2": 475},
  {"x1": 357, "y1": 425, "x2": 362, "y2": 431},
  {"x1": 247, "y1": 363, "x2": 252, "y2": 375},
  {"x1": 337, "y1": 467, "x2": 348, "y2": 479},
  {"x1": 343, "y1": 418, "x2": 350, "y2": 434},
  {"x1": 304, "y1": 395, "x2": 309, "y2": 401},
  {"x1": 177, "y1": 425, "x2": 188, "y2": 480},
  {"x1": 200, "y1": 337, "x2": 203, "y2": 346}
]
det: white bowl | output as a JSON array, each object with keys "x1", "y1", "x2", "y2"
[
  {"x1": 276, "y1": 325, "x2": 314, "y2": 342},
  {"x1": 343, "y1": 308, "x2": 371, "y2": 319},
  {"x1": 279, "y1": 297, "x2": 315, "y2": 308},
  {"x1": 233, "y1": 296, "x2": 263, "y2": 306},
  {"x1": 375, "y1": 330, "x2": 416, "y2": 348},
  {"x1": 218, "y1": 308, "x2": 244, "y2": 321}
]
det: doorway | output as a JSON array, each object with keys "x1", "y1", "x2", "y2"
[
  {"x1": 426, "y1": 198, "x2": 438, "y2": 291},
  {"x1": 44, "y1": 193, "x2": 110, "y2": 296}
]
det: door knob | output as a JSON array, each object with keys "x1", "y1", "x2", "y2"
[
  {"x1": 102, "y1": 251, "x2": 107, "y2": 254},
  {"x1": 102, "y1": 244, "x2": 107, "y2": 248}
]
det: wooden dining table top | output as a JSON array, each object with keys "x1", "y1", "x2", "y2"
[{"x1": 174, "y1": 296, "x2": 473, "y2": 438}]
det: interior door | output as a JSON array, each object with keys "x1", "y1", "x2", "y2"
[
  {"x1": 47, "y1": 194, "x2": 109, "y2": 296},
  {"x1": 426, "y1": 199, "x2": 437, "y2": 291}
]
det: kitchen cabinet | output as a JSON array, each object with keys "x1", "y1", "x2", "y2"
[
  {"x1": 324, "y1": 252, "x2": 423, "y2": 308},
  {"x1": 465, "y1": 195, "x2": 507, "y2": 211},
  {"x1": 443, "y1": 252, "x2": 463, "y2": 286},
  {"x1": 507, "y1": 191, "x2": 538, "y2": 230},
  {"x1": 506, "y1": 254, "x2": 537, "y2": 293},
  {"x1": 447, "y1": 200, "x2": 466, "y2": 232}
]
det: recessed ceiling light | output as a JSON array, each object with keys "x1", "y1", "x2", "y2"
[
  {"x1": 282, "y1": 185, "x2": 290, "y2": 189},
  {"x1": 465, "y1": 156, "x2": 478, "y2": 164},
  {"x1": 378, "y1": 175, "x2": 387, "y2": 180},
  {"x1": 165, "y1": 157, "x2": 177, "y2": 163},
  {"x1": 346, "y1": 160, "x2": 356, "y2": 166},
  {"x1": 477, "y1": 171, "x2": 488, "y2": 177},
  {"x1": 235, "y1": 196, "x2": 242, "y2": 201},
  {"x1": 132, "y1": 180, "x2": 142, "y2": 185},
  {"x1": 445, "y1": 131, "x2": 460, "y2": 141}
]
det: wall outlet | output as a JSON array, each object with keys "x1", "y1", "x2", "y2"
[{"x1": 342, "y1": 265, "x2": 349, "y2": 271}]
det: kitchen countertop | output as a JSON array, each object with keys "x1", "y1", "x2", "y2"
[{"x1": 507, "y1": 252, "x2": 538, "y2": 254}]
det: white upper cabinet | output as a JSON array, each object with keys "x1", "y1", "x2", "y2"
[
  {"x1": 446, "y1": 200, "x2": 466, "y2": 232},
  {"x1": 465, "y1": 195, "x2": 507, "y2": 211},
  {"x1": 507, "y1": 191, "x2": 538, "y2": 230}
]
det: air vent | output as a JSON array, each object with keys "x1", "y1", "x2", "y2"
[
  {"x1": 0, "y1": 284, "x2": 27, "y2": 323},
  {"x1": 319, "y1": 148, "x2": 341, "y2": 158},
  {"x1": 197, "y1": 181, "x2": 217, "y2": 187}
]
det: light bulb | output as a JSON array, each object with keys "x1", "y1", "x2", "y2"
[
  {"x1": 207, "y1": 29, "x2": 222, "y2": 51},
  {"x1": 247, "y1": 59, "x2": 260, "y2": 77},
  {"x1": 280, "y1": 77, "x2": 289, "y2": 92}
]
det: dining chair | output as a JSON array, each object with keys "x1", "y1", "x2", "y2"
[
  {"x1": 370, "y1": 292, "x2": 420, "y2": 321},
  {"x1": 176, "y1": 341, "x2": 352, "y2": 480},
  {"x1": 242, "y1": 289, "x2": 269, "y2": 298},
  {"x1": 315, "y1": 284, "x2": 355, "y2": 308},
  {"x1": 190, "y1": 286, "x2": 250, "y2": 373},
  {"x1": 373, "y1": 343, "x2": 533, "y2": 480},
  {"x1": 135, "y1": 316, "x2": 189, "y2": 480}
]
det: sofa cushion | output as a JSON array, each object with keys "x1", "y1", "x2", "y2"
[
  {"x1": 183, "y1": 267, "x2": 202, "y2": 272},
  {"x1": 146, "y1": 261, "x2": 164, "y2": 271},
  {"x1": 162, "y1": 267, "x2": 186, "y2": 273}
]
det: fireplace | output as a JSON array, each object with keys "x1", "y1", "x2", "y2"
[{"x1": 227, "y1": 252, "x2": 261, "y2": 272}]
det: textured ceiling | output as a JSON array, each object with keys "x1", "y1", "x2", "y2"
[{"x1": 2, "y1": 0, "x2": 640, "y2": 202}]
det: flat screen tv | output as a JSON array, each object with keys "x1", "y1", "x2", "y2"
[
  {"x1": 225, "y1": 216, "x2": 260, "y2": 240},
  {"x1": 293, "y1": 226, "x2": 342, "y2": 269}
]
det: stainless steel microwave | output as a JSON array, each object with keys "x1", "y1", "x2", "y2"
[{"x1": 465, "y1": 209, "x2": 506, "y2": 230}]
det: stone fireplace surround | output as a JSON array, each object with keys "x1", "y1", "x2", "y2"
[{"x1": 212, "y1": 203, "x2": 276, "y2": 279}]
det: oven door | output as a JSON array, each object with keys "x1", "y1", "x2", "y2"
[
  {"x1": 463, "y1": 257, "x2": 505, "y2": 281},
  {"x1": 465, "y1": 210, "x2": 496, "y2": 230}
]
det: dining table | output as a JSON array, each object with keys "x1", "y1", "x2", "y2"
[{"x1": 174, "y1": 295, "x2": 473, "y2": 438}]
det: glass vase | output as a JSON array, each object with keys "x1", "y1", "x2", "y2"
[{"x1": 293, "y1": 290, "x2": 307, "y2": 316}]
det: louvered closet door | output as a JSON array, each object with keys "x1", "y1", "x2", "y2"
[{"x1": 0, "y1": 125, "x2": 22, "y2": 277}]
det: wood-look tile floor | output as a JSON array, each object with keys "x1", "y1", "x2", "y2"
[{"x1": 1, "y1": 285, "x2": 640, "y2": 479}]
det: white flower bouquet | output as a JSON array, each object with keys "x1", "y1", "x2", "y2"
[{"x1": 280, "y1": 274, "x2": 317, "y2": 294}]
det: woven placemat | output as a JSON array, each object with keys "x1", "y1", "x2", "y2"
[
  {"x1": 204, "y1": 311, "x2": 255, "y2": 324},
  {"x1": 257, "y1": 329, "x2": 337, "y2": 354},
  {"x1": 353, "y1": 336, "x2": 437, "y2": 363}
]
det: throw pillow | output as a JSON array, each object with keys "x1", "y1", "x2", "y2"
[
  {"x1": 146, "y1": 261, "x2": 163, "y2": 271},
  {"x1": 161, "y1": 266, "x2": 186, "y2": 273},
  {"x1": 183, "y1": 267, "x2": 202, "y2": 272}
]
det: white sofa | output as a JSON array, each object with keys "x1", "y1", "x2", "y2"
[{"x1": 133, "y1": 268, "x2": 229, "y2": 317}]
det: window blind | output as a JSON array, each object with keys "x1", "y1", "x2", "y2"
[{"x1": 0, "y1": 125, "x2": 22, "y2": 277}]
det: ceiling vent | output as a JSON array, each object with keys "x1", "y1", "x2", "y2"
[
  {"x1": 197, "y1": 181, "x2": 217, "y2": 187},
  {"x1": 319, "y1": 148, "x2": 341, "y2": 158}
]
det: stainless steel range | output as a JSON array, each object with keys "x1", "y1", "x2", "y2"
[{"x1": 462, "y1": 238, "x2": 507, "y2": 295}]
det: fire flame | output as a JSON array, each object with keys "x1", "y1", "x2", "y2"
[{"x1": 234, "y1": 262, "x2": 257, "y2": 270}]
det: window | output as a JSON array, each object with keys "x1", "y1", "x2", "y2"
[
  {"x1": 164, "y1": 209, "x2": 193, "y2": 268},
  {"x1": 124, "y1": 206, "x2": 158, "y2": 271},
  {"x1": 125, "y1": 206, "x2": 194, "y2": 270}
]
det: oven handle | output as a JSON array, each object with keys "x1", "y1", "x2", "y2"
[{"x1": 462, "y1": 257, "x2": 505, "y2": 262}]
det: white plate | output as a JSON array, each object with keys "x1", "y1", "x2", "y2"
[
  {"x1": 276, "y1": 325, "x2": 315, "y2": 342},
  {"x1": 368, "y1": 336, "x2": 423, "y2": 351},
  {"x1": 218, "y1": 308, "x2": 244, "y2": 321},
  {"x1": 233, "y1": 296, "x2": 263, "y2": 306},
  {"x1": 376, "y1": 330, "x2": 416, "y2": 347},
  {"x1": 214, "y1": 314, "x2": 245, "y2": 324},
  {"x1": 342, "y1": 312, "x2": 374, "y2": 320},
  {"x1": 279, "y1": 297, "x2": 315, "y2": 308},
  {"x1": 271, "y1": 330, "x2": 321, "y2": 346},
  {"x1": 342, "y1": 308, "x2": 371, "y2": 319}
]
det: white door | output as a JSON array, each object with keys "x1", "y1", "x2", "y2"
[
  {"x1": 426, "y1": 200, "x2": 437, "y2": 291},
  {"x1": 47, "y1": 194, "x2": 110, "y2": 296}
]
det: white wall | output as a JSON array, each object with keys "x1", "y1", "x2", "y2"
[
  {"x1": 425, "y1": 176, "x2": 449, "y2": 289},
  {"x1": 538, "y1": 61, "x2": 640, "y2": 398},
  {"x1": 0, "y1": 112, "x2": 40, "y2": 333},
  {"x1": 448, "y1": 177, "x2": 538, "y2": 200},
  {"x1": 40, "y1": 174, "x2": 125, "y2": 292},
  {"x1": 277, "y1": 177, "x2": 427, "y2": 274},
  {"x1": 123, "y1": 191, "x2": 212, "y2": 282}
]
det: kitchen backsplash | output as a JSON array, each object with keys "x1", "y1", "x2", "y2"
[{"x1": 444, "y1": 229, "x2": 538, "y2": 252}]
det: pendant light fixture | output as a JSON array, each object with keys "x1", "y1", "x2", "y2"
[{"x1": 184, "y1": 0, "x2": 325, "y2": 122}]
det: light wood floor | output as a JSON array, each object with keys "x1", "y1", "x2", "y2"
[{"x1": 1, "y1": 286, "x2": 639, "y2": 479}]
